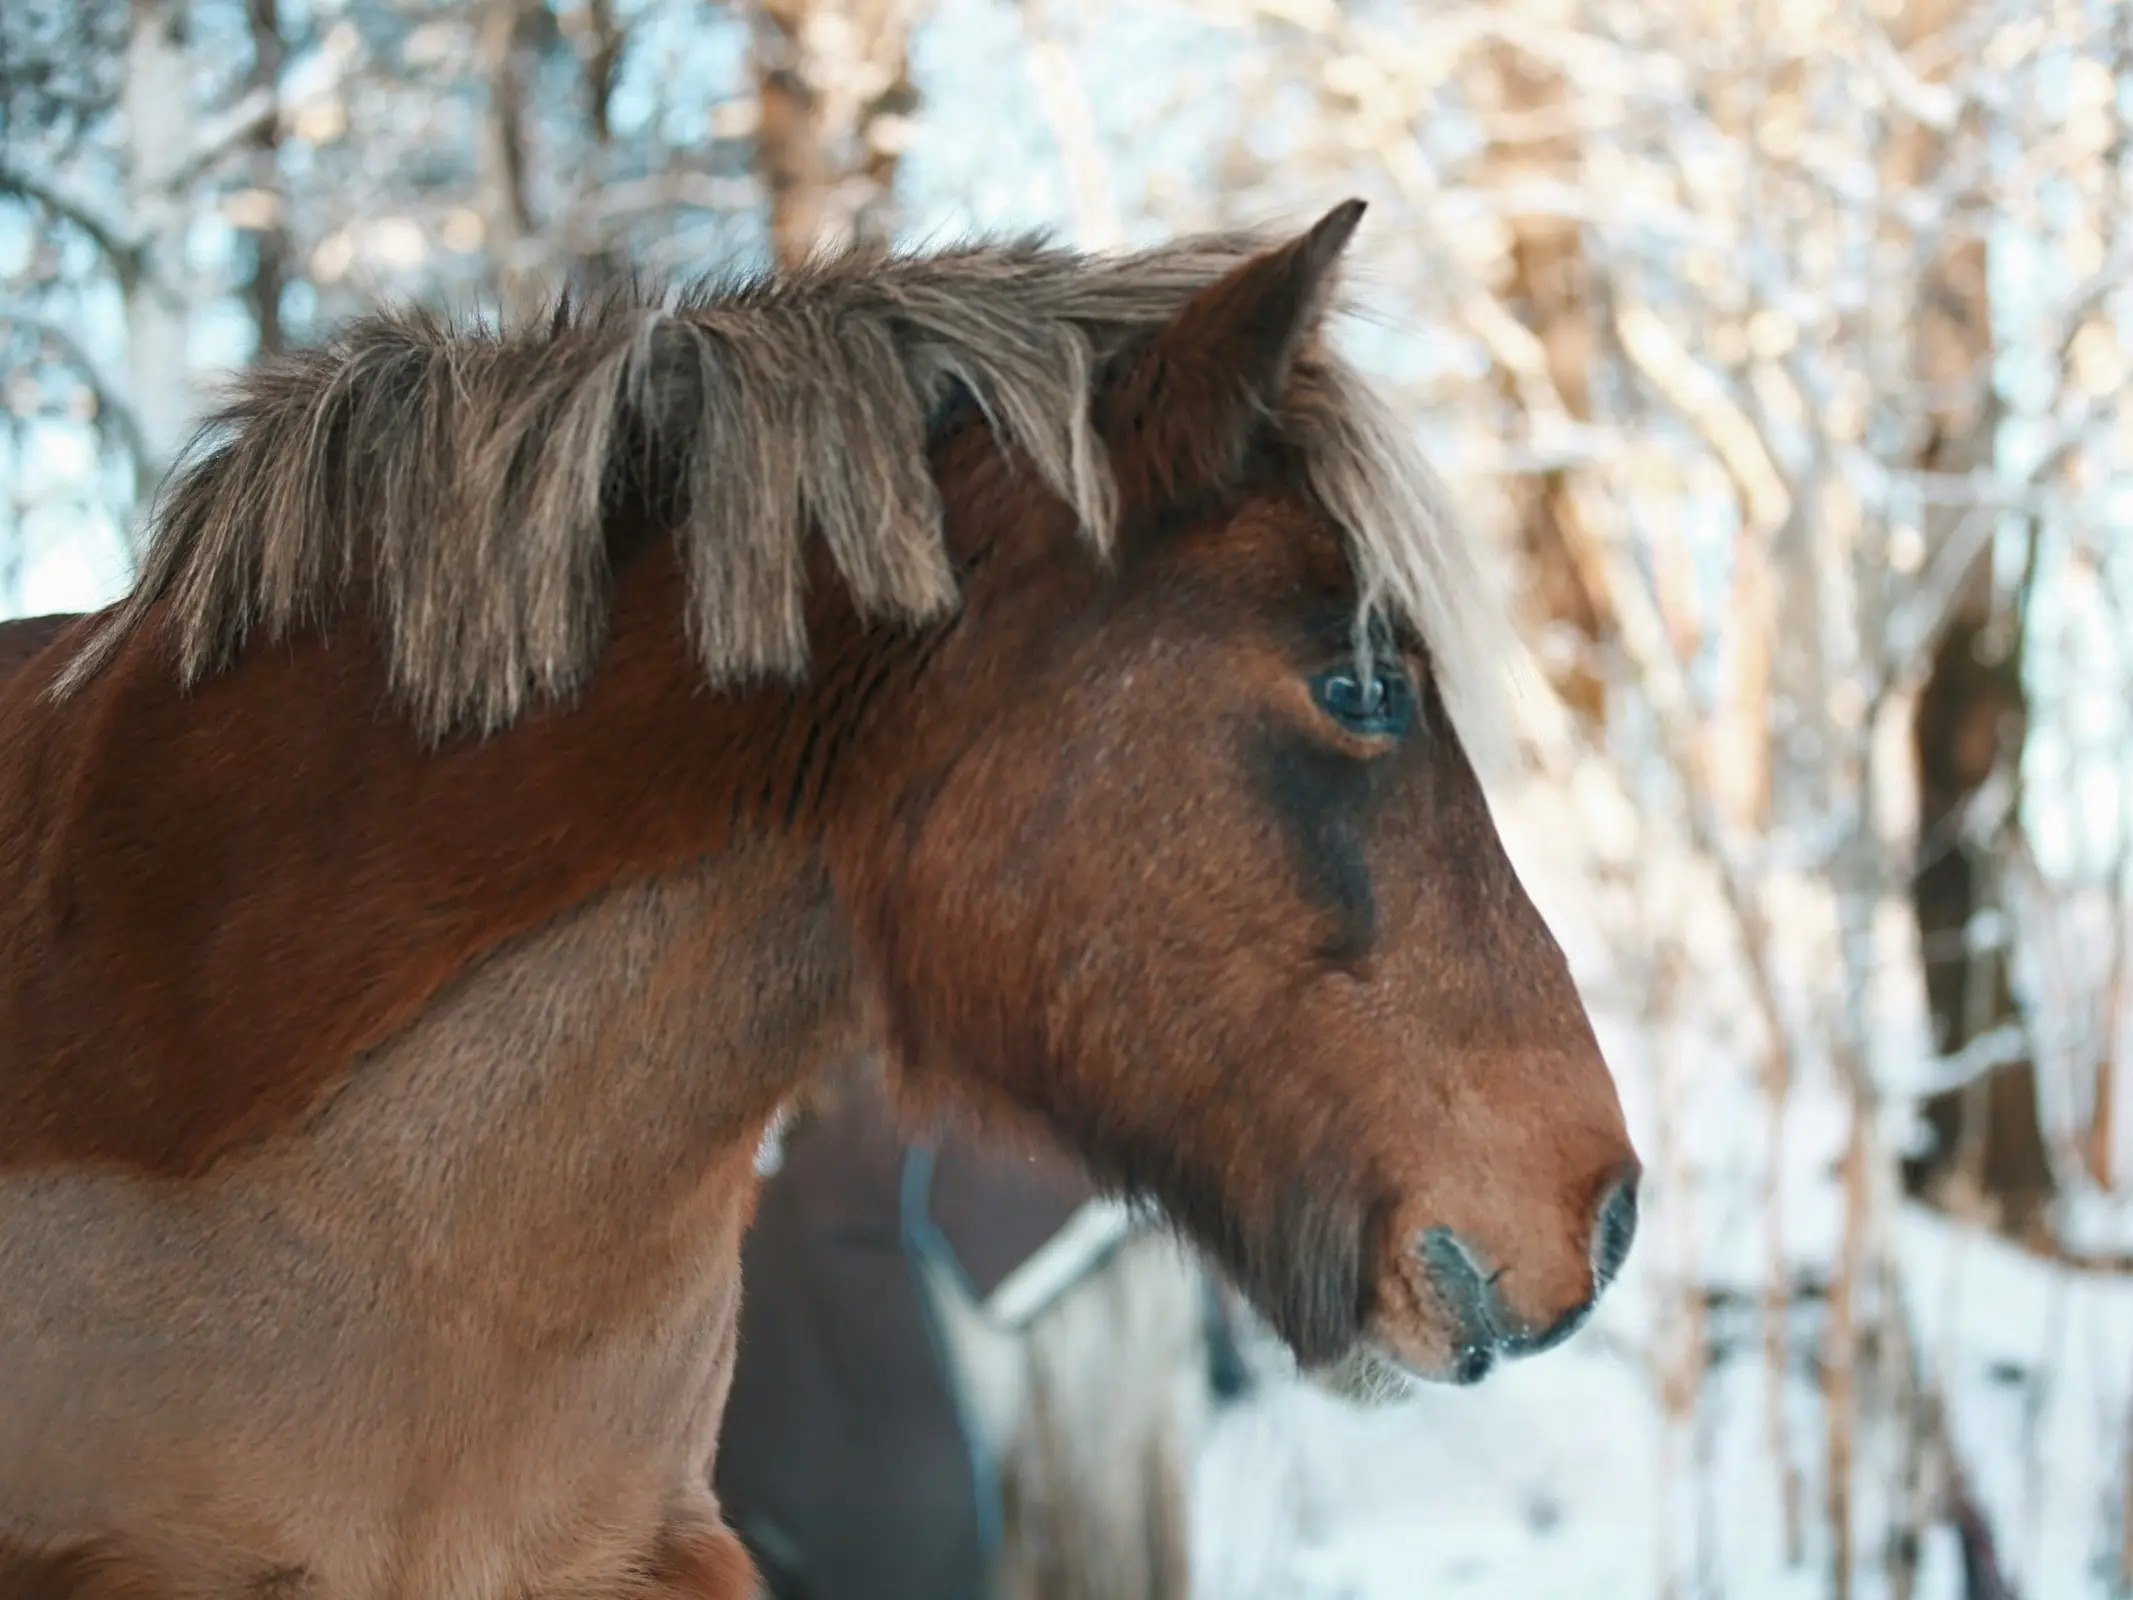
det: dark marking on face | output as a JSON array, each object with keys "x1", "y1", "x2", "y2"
[{"x1": 1244, "y1": 720, "x2": 1385, "y2": 970}]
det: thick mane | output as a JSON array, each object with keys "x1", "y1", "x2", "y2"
[{"x1": 52, "y1": 227, "x2": 1504, "y2": 746}]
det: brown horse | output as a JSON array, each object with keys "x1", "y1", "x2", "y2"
[{"x1": 0, "y1": 202, "x2": 1638, "y2": 1597}]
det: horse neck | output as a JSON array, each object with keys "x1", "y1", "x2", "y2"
[
  {"x1": 0, "y1": 537, "x2": 890, "y2": 1177},
  {"x1": 262, "y1": 853, "x2": 866, "y2": 1343}
]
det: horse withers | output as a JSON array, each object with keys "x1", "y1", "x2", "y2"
[{"x1": 0, "y1": 202, "x2": 1637, "y2": 1597}]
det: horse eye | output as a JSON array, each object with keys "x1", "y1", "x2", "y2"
[{"x1": 1310, "y1": 666, "x2": 1415, "y2": 737}]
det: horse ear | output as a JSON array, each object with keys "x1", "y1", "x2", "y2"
[{"x1": 1101, "y1": 198, "x2": 1366, "y2": 519}]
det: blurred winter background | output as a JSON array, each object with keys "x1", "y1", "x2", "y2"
[{"x1": 3, "y1": 1, "x2": 2130, "y2": 1595}]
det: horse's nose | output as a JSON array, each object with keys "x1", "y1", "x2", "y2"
[
  {"x1": 1415, "y1": 1163, "x2": 1641, "y2": 1381},
  {"x1": 1414, "y1": 1227, "x2": 1505, "y2": 1384}
]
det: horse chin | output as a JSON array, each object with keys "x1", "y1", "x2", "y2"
[{"x1": 1300, "y1": 1343, "x2": 1424, "y2": 1410}]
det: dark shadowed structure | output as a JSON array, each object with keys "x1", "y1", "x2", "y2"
[{"x1": 717, "y1": 1067, "x2": 1235, "y2": 1600}]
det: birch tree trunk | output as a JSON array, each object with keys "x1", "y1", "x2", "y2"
[
  {"x1": 241, "y1": 0, "x2": 287, "y2": 358},
  {"x1": 122, "y1": 0, "x2": 198, "y2": 484},
  {"x1": 564, "y1": 0, "x2": 627, "y2": 292},
  {"x1": 479, "y1": 0, "x2": 541, "y2": 320},
  {"x1": 750, "y1": 0, "x2": 917, "y2": 266}
]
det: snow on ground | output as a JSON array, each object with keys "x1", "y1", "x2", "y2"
[
  {"x1": 1189, "y1": 1217, "x2": 2132, "y2": 1599},
  {"x1": 1901, "y1": 1209, "x2": 2133, "y2": 1599}
]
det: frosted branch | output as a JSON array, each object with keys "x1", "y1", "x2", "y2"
[
  {"x1": 164, "y1": 85, "x2": 279, "y2": 195},
  {"x1": 0, "y1": 162, "x2": 144, "y2": 279},
  {"x1": 0, "y1": 303, "x2": 153, "y2": 493}
]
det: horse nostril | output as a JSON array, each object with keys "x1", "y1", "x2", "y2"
[
  {"x1": 1416, "y1": 1226, "x2": 1502, "y2": 1355},
  {"x1": 1451, "y1": 1343, "x2": 1496, "y2": 1385},
  {"x1": 1592, "y1": 1167, "x2": 1640, "y2": 1288}
]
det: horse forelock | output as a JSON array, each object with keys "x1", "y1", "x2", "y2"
[{"x1": 51, "y1": 228, "x2": 1509, "y2": 753}]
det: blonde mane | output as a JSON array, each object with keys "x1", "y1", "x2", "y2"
[{"x1": 55, "y1": 227, "x2": 1507, "y2": 748}]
